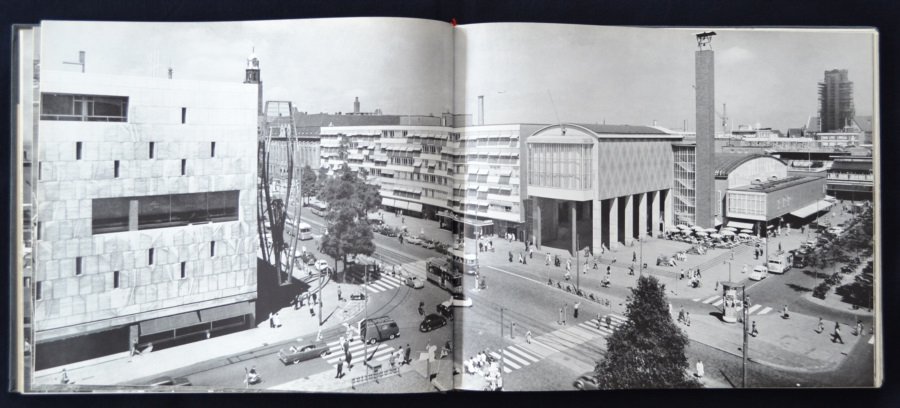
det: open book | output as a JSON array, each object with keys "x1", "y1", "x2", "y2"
[{"x1": 10, "y1": 19, "x2": 881, "y2": 392}]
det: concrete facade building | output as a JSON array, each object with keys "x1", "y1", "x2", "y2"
[
  {"x1": 818, "y1": 69, "x2": 855, "y2": 132},
  {"x1": 826, "y1": 157, "x2": 873, "y2": 200},
  {"x1": 33, "y1": 70, "x2": 258, "y2": 368}
]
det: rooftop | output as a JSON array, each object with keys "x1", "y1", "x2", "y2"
[
  {"x1": 830, "y1": 159, "x2": 872, "y2": 172},
  {"x1": 730, "y1": 176, "x2": 821, "y2": 193}
]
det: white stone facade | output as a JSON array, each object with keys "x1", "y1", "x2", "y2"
[{"x1": 34, "y1": 71, "x2": 258, "y2": 342}]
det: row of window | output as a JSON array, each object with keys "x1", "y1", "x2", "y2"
[
  {"x1": 92, "y1": 190, "x2": 240, "y2": 234},
  {"x1": 34, "y1": 256, "x2": 204, "y2": 301},
  {"x1": 527, "y1": 144, "x2": 593, "y2": 190},
  {"x1": 41, "y1": 93, "x2": 194, "y2": 124},
  {"x1": 72, "y1": 141, "x2": 216, "y2": 161}
]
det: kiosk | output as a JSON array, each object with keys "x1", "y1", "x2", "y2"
[{"x1": 721, "y1": 282, "x2": 745, "y2": 323}]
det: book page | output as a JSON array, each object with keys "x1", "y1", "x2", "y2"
[
  {"x1": 24, "y1": 17, "x2": 456, "y2": 393},
  {"x1": 454, "y1": 23, "x2": 879, "y2": 391}
]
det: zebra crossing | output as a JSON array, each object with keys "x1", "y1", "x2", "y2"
[
  {"x1": 692, "y1": 295, "x2": 773, "y2": 316},
  {"x1": 345, "y1": 271, "x2": 405, "y2": 293},
  {"x1": 487, "y1": 345, "x2": 542, "y2": 374},
  {"x1": 323, "y1": 338, "x2": 399, "y2": 368}
]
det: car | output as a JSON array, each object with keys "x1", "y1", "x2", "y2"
[
  {"x1": 419, "y1": 313, "x2": 448, "y2": 332},
  {"x1": 403, "y1": 275, "x2": 425, "y2": 289},
  {"x1": 148, "y1": 376, "x2": 192, "y2": 387},
  {"x1": 441, "y1": 293, "x2": 473, "y2": 308},
  {"x1": 573, "y1": 372, "x2": 601, "y2": 390},
  {"x1": 315, "y1": 259, "x2": 330, "y2": 272},
  {"x1": 421, "y1": 241, "x2": 436, "y2": 249},
  {"x1": 405, "y1": 236, "x2": 423, "y2": 246},
  {"x1": 277, "y1": 339, "x2": 332, "y2": 365},
  {"x1": 436, "y1": 303, "x2": 454, "y2": 319},
  {"x1": 749, "y1": 265, "x2": 768, "y2": 281},
  {"x1": 298, "y1": 252, "x2": 316, "y2": 265}
]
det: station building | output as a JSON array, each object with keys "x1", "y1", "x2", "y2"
[{"x1": 32, "y1": 70, "x2": 259, "y2": 368}]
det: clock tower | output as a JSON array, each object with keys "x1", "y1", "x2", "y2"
[{"x1": 244, "y1": 48, "x2": 263, "y2": 116}]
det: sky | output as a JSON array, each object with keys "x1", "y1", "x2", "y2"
[
  {"x1": 456, "y1": 24, "x2": 876, "y2": 132},
  {"x1": 41, "y1": 20, "x2": 875, "y2": 132}
]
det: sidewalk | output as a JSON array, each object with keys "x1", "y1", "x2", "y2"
[
  {"x1": 267, "y1": 355, "x2": 450, "y2": 393},
  {"x1": 675, "y1": 308, "x2": 861, "y2": 373},
  {"x1": 376, "y1": 209, "x2": 452, "y2": 243},
  {"x1": 33, "y1": 279, "x2": 364, "y2": 386}
]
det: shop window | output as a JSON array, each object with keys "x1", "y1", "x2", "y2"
[{"x1": 40, "y1": 93, "x2": 128, "y2": 122}]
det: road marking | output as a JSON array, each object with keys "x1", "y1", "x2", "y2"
[
  {"x1": 484, "y1": 265, "x2": 548, "y2": 287},
  {"x1": 702, "y1": 295, "x2": 719, "y2": 304},
  {"x1": 747, "y1": 304, "x2": 762, "y2": 314},
  {"x1": 692, "y1": 298, "x2": 701, "y2": 302},
  {"x1": 507, "y1": 346, "x2": 540, "y2": 363},
  {"x1": 549, "y1": 330, "x2": 587, "y2": 346},
  {"x1": 365, "y1": 285, "x2": 382, "y2": 293},
  {"x1": 562, "y1": 327, "x2": 596, "y2": 342},
  {"x1": 712, "y1": 299, "x2": 724, "y2": 307},
  {"x1": 529, "y1": 338, "x2": 562, "y2": 354},
  {"x1": 868, "y1": 336, "x2": 875, "y2": 345},
  {"x1": 369, "y1": 281, "x2": 391, "y2": 291},
  {"x1": 576, "y1": 323, "x2": 608, "y2": 336},
  {"x1": 502, "y1": 349, "x2": 531, "y2": 366},
  {"x1": 758, "y1": 306, "x2": 772, "y2": 315}
]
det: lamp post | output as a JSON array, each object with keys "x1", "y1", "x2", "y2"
[{"x1": 741, "y1": 285, "x2": 749, "y2": 388}]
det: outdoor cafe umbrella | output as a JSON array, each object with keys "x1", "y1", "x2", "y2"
[
  {"x1": 740, "y1": 229, "x2": 754, "y2": 234},
  {"x1": 710, "y1": 233, "x2": 723, "y2": 239},
  {"x1": 695, "y1": 231, "x2": 708, "y2": 237},
  {"x1": 723, "y1": 226, "x2": 738, "y2": 232},
  {"x1": 676, "y1": 224, "x2": 689, "y2": 229},
  {"x1": 720, "y1": 230, "x2": 735, "y2": 236},
  {"x1": 738, "y1": 232, "x2": 751, "y2": 238},
  {"x1": 705, "y1": 228, "x2": 717, "y2": 233},
  {"x1": 692, "y1": 226, "x2": 705, "y2": 231},
  {"x1": 666, "y1": 227, "x2": 680, "y2": 233}
]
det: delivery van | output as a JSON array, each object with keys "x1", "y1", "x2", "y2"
[
  {"x1": 767, "y1": 253, "x2": 793, "y2": 274},
  {"x1": 357, "y1": 316, "x2": 400, "y2": 344}
]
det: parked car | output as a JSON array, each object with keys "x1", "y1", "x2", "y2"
[
  {"x1": 298, "y1": 252, "x2": 316, "y2": 265},
  {"x1": 419, "y1": 313, "x2": 448, "y2": 332},
  {"x1": 421, "y1": 241, "x2": 436, "y2": 250},
  {"x1": 749, "y1": 265, "x2": 768, "y2": 281},
  {"x1": 573, "y1": 372, "x2": 601, "y2": 390},
  {"x1": 441, "y1": 293, "x2": 473, "y2": 308},
  {"x1": 405, "y1": 236, "x2": 423, "y2": 246},
  {"x1": 148, "y1": 376, "x2": 192, "y2": 387},
  {"x1": 403, "y1": 275, "x2": 425, "y2": 289},
  {"x1": 277, "y1": 339, "x2": 332, "y2": 365},
  {"x1": 315, "y1": 259, "x2": 330, "y2": 272},
  {"x1": 436, "y1": 303, "x2": 454, "y2": 320}
]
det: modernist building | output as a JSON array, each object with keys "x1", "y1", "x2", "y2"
[
  {"x1": 32, "y1": 70, "x2": 258, "y2": 368},
  {"x1": 818, "y1": 69, "x2": 855, "y2": 133},
  {"x1": 826, "y1": 157, "x2": 874, "y2": 201},
  {"x1": 525, "y1": 124, "x2": 680, "y2": 253}
]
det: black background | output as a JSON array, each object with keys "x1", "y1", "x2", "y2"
[{"x1": 1, "y1": 1, "x2": 898, "y2": 408}]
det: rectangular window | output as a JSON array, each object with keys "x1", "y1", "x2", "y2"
[
  {"x1": 35, "y1": 281, "x2": 42, "y2": 301},
  {"x1": 148, "y1": 249, "x2": 154, "y2": 265},
  {"x1": 180, "y1": 262, "x2": 187, "y2": 279},
  {"x1": 114, "y1": 160, "x2": 120, "y2": 178},
  {"x1": 181, "y1": 159, "x2": 186, "y2": 176},
  {"x1": 24, "y1": 277, "x2": 31, "y2": 288},
  {"x1": 93, "y1": 191, "x2": 241, "y2": 234},
  {"x1": 211, "y1": 142, "x2": 216, "y2": 158},
  {"x1": 113, "y1": 271, "x2": 120, "y2": 288},
  {"x1": 40, "y1": 93, "x2": 128, "y2": 122},
  {"x1": 76, "y1": 257, "x2": 83, "y2": 276},
  {"x1": 210, "y1": 241, "x2": 216, "y2": 257},
  {"x1": 76, "y1": 142, "x2": 83, "y2": 160},
  {"x1": 149, "y1": 142, "x2": 155, "y2": 159},
  {"x1": 38, "y1": 162, "x2": 42, "y2": 181},
  {"x1": 181, "y1": 107, "x2": 187, "y2": 124},
  {"x1": 36, "y1": 222, "x2": 42, "y2": 240}
]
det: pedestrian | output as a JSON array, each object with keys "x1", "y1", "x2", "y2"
[
  {"x1": 529, "y1": 247, "x2": 534, "y2": 259},
  {"x1": 563, "y1": 303, "x2": 568, "y2": 326},
  {"x1": 816, "y1": 317, "x2": 825, "y2": 334},
  {"x1": 751, "y1": 320, "x2": 758, "y2": 337},
  {"x1": 345, "y1": 348, "x2": 353, "y2": 370},
  {"x1": 833, "y1": 322, "x2": 844, "y2": 344},
  {"x1": 680, "y1": 268, "x2": 685, "y2": 280},
  {"x1": 335, "y1": 359, "x2": 344, "y2": 379},
  {"x1": 596, "y1": 313, "x2": 603, "y2": 329},
  {"x1": 678, "y1": 307, "x2": 685, "y2": 324},
  {"x1": 607, "y1": 265, "x2": 611, "y2": 275},
  {"x1": 309, "y1": 305, "x2": 315, "y2": 317},
  {"x1": 546, "y1": 253, "x2": 551, "y2": 266},
  {"x1": 525, "y1": 330, "x2": 532, "y2": 344},
  {"x1": 742, "y1": 264, "x2": 748, "y2": 274},
  {"x1": 558, "y1": 307, "x2": 564, "y2": 325},
  {"x1": 508, "y1": 251, "x2": 513, "y2": 263},
  {"x1": 782, "y1": 305, "x2": 790, "y2": 319},
  {"x1": 685, "y1": 311, "x2": 691, "y2": 326},
  {"x1": 337, "y1": 285, "x2": 342, "y2": 301},
  {"x1": 574, "y1": 302, "x2": 580, "y2": 319},
  {"x1": 273, "y1": 312, "x2": 282, "y2": 328},
  {"x1": 566, "y1": 259, "x2": 572, "y2": 272},
  {"x1": 60, "y1": 368, "x2": 70, "y2": 385},
  {"x1": 715, "y1": 281, "x2": 719, "y2": 292},
  {"x1": 418, "y1": 301, "x2": 425, "y2": 316},
  {"x1": 633, "y1": 251, "x2": 637, "y2": 262},
  {"x1": 404, "y1": 344, "x2": 412, "y2": 364},
  {"x1": 856, "y1": 319, "x2": 864, "y2": 336},
  {"x1": 778, "y1": 242, "x2": 782, "y2": 252},
  {"x1": 269, "y1": 312, "x2": 274, "y2": 328},
  {"x1": 696, "y1": 361, "x2": 705, "y2": 378},
  {"x1": 605, "y1": 315, "x2": 612, "y2": 329},
  {"x1": 312, "y1": 292, "x2": 317, "y2": 305}
]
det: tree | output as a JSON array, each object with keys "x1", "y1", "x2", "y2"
[
  {"x1": 316, "y1": 164, "x2": 379, "y2": 272},
  {"x1": 300, "y1": 165, "x2": 317, "y2": 205},
  {"x1": 595, "y1": 275, "x2": 701, "y2": 389}
]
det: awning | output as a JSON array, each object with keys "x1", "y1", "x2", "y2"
[
  {"x1": 487, "y1": 175, "x2": 500, "y2": 183},
  {"x1": 379, "y1": 169, "x2": 395, "y2": 175},
  {"x1": 478, "y1": 168, "x2": 490, "y2": 175},
  {"x1": 413, "y1": 159, "x2": 423, "y2": 167},
  {"x1": 727, "y1": 221, "x2": 755, "y2": 230},
  {"x1": 140, "y1": 311, "x2": 201, "y2": 336},
  {"x1": 478, "y1": 186, "x2": 490, "y2": 192},
  {"x1": 382, "y1": 198, "x2": 396, "y2": 207},
  {"x1": 199, "y1": 302, "x2": 252, "y2": 322},
  {"x1": 468, "y1": 167, "x2": 480, "y2": 174},
  {"x1": 407, "y1": 202, "x2": 423, "y2": 212},
  {"x1": 500, "y1": 168, "x2": 514, "y2": 176},
  {"x1": 789, "y1": 200, "x2": 834, "y2": 218}
]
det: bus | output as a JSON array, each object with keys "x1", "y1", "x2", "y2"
[
  {"x1": 450, "y1": 250, "x2": 479, "y2": 275},
  {"x1": 308, "y1": 201, "x2": 328, "y2": 217},
  {"x1": 425, "y1": 257, "x2": 463, "y2": 294}
]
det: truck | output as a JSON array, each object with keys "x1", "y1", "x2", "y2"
[
  {"x1": 357, "y1": 316, "x2": 400, "y2": 345},
  {"x1": 767, "y1": 252, "x2": 793, "y2": 274}
]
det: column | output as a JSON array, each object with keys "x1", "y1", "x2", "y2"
[
  {"x1": 663, "y1": 189, "x2": 673, "y2": 229},
  {"x1": 570, "y1": 202, "x2": 578, "y2": 257},
  {"x1": 608, "y1": 197, "x2": 619, "y2": 249},
  {"x1": 622, "y1": 195, "x2": 633, "y2": 245},
  {"x1": 592, "y1": 200, "x2": 603, "y2": 255},
  {"x1": 637, "y1": 192, "x2": 648, "y2": 238},
  {"x1": 650, "y1": 190, "x2": 661, "y2": 236},
  {"x1": 532, "y1": 199, "x2": 542, "y2": 249}
]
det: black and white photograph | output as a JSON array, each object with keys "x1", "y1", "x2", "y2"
[{"x1": 10, "y1": 18, "x2": 880, "y2": 393}]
